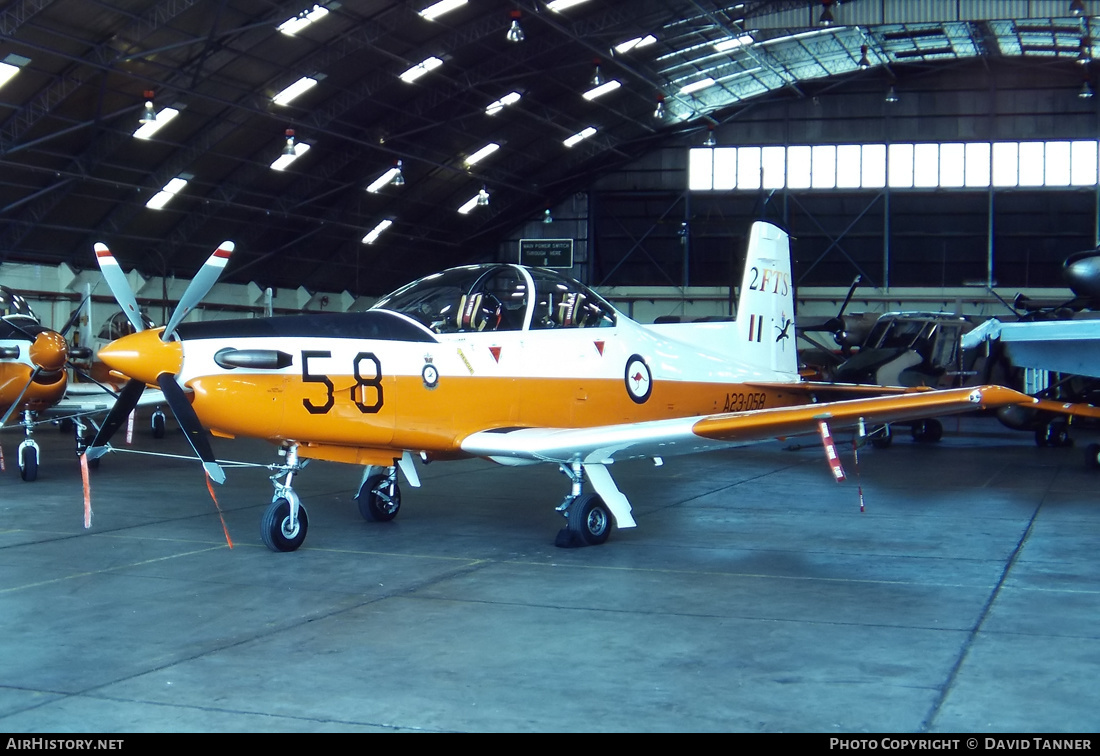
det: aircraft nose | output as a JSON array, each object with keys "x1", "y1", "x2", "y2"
[
  {"x1": 28, "y1": 330, "x2": 69, "y2": 383},
  {"x1": 98, "y1": 328, "x2": 183, "y2": 384}
]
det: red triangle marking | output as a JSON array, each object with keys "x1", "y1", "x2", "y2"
[
  {"x1": 489, "y1": 346, "x2": 502, "y2": 363},
  {"x1": 594, "y1": 340, "x2": 605, "y2": 356}
]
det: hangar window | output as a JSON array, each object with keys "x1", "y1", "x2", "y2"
[{"x1": 690, "y1": 139, "x2": 1100, "y2": 191}]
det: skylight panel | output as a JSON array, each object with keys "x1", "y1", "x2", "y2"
[
  {"x1": 563, "y1": 127, "x2": 596, "y2": 148},
  {"x1": 582, "y1": 80, "x2": 621, "y2": 100},
  {"x1": 362, "y1": 219, "x2": 393, "y2": 244},
  {"x1": 278, "y1": 5, "x2": 329, "y2": 35},
  {"x1": 679, "y1": 77, "x2": 715, "y2": 95},
  {"x1": 400, "y1": 57, "x2": 443, "y2": 83},
  {"x1": 464, "y1": 143, "x2": 500, "y2": 166},
  {"x1": 145, "y1": 176, "x2": 189, "y2": 210},
  {"x1": 271, "y1": 143, "x2": 311, "y2": 171},
  {"x1": 0, "y1": 54, "x2": 30, "y2": 89},
  {"x1": 714, "y1": 35, "x2": 754, "y2": 52},
  {"x1": 133, "y1": 107, "x2": 180, "y2": 139},
  {"x1": 546, "y1": 0, "x2": 589, "y2": 11},
  {"x1": 486, "y1": 91, "x2": 521, "y2": 115},
  {"x1": 273, "y1": 76, "x2": 317, "y2": 106},
  {"x1": 419, "y1": 0, "x2": 466, "y2": 20},
  {"x1": 615, "y1": 35, "x2": 657, "y2": 54}
]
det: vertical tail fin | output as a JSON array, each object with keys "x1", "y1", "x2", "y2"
[{"x1": 735, "y1": 221, "x2": 798, "y2": 379}]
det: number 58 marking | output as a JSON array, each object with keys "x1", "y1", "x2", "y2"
[{"x1": 301, "y1": 351, "x2": 384, "y2": 414}]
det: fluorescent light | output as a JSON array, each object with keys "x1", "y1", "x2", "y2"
[
  {"x1": 0, "y1": 62, "x2": 19, "y2": 89},
  {"x1": 418, "y1": 0, "x2": 466, "y2": 20},
  {"x1": 367, "y1": 166, "x2": 401, "y2": 192},
  {"x1": 679, "y1": 77, "x2": 715, "y2": 95},
  {"x1": 145, "y1": 176, "x2": 189, "y2": 210},
  {"x1": 362, "y1": 219, "x2": 393, "y2": 244},
  {"x1": 615, "y1": 35, "x2": 657, "y2": 54},
  {"x1": 270, "y1": 142, "x2": 311, "y2": 171},
  {"x1": 273, "y1": 76, "x2": 317, "y2": 105},
  {"x1": 563, "y1": 127, "x2": 596, "y2": 148},
  {"x1": 583, "y1": 80, "x2": 621, "y2": 100},
  {"x1": 278, "y1": 5, "x2": 329, "y2": 35},
  {"x1": 133, "y1": 107, "x2": 180, "y2": 139},
  {"x1": 399, "y1": 56, "x2": 443, "y2": 83},
  {"x1": 547, "y1": 0, "x2": 589, "y2": 11},
  {"x1": 486, "y1": 91, "x2": 521, "y2": 115},
  {"x1": 464, "y1": 143, "x2": 500, "y2": 166},
  {"x1": 714, "y1": 34, "x2": 754, "y2": 52}
]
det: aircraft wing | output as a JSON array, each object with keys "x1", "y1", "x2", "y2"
[
  {"x1": 460, "y1": 385, "x2": 1033, "y2": 465},
  {"x1": 36, "y1": 384, "x2": 166, "y2": 421},
  {"x1": 962, "y1": 318, "x2": 1100, "y2": 380}
]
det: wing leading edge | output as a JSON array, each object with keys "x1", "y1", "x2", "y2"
[{"x1": 460, "y1": 385, "x2": 1034, "y2": 465}]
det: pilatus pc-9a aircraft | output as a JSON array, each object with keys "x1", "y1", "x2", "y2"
[{"x1": 84, "y1": 222, "x2": 1032, "y2": 552}]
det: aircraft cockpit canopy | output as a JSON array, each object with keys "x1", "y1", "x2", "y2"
[
  {"x1": 98, "y1": 310, "x2": 156, "y2": 341},
  {"x1": 373, "y1": 264, "x2": 616, "y2": 334},
  {"x1": 0, "y1": 286, "x2": 38, "y2": 324}
]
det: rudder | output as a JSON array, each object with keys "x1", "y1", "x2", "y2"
[{"x1": 735, "y1": 221, "x2": 798, "y2": 379}]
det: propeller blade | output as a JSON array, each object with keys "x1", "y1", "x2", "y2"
[
  {"x1": 157, "y1": 373, "x2": 225, "y2": 484},
  {"x1": 161, "y1": 241, "x2": 235, "y2": 341},
  {"x1": 58, "y1": 296, "x2": 89, "y2": 338},
  {"x1": 83, "y1": 378, "x2": 146, "y2": 460},
  {"x1": 0, "y1": 368, "x2": 40, "y2": 427},
  {"x1": 93, "y1": 243, "x2": 146, "y2": 334}
]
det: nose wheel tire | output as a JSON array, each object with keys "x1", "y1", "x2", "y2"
[
  {"x1": 357, "y1": 473, "x2": 401, "y2": 522},
  {"x1": 19, "y1": 446, "x2": 38, "y2": 482},
  {"x1": 261, "y1": 497, "x2": 308, "y2": 552},
  {"x1": 568, "y1": 493, "x2": 612, "y2": 546}
]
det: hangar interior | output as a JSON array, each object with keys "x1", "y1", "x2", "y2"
[{"x1": 1, "y1": 0, "x2": 1100, "y2": 735}]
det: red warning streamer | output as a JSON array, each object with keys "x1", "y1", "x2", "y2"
[
  {"x1": 80, "y1": 454, "x2": 92, "y2": 528},
  {"x1": 818, "y1": 420, "x2": 846, "y2": 483},
  {"x1": 206, "y1": 473, "x2": 234, "y2": 549}
]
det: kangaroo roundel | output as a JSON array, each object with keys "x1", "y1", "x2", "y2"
[{"x1": 624, "y1": 354, "x2": 652, "y2": 404}]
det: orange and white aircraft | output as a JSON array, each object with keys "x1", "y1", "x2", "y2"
[{"x1": 84, "y1": 222, "x2": 1033, "y2": 551}]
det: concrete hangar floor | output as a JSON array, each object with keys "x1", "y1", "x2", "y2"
[{"x1": 0, "y1": 410, "x2": 1096, "y2": 734}]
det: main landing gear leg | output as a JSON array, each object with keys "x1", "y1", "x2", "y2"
[
  {"x1": 356, "y1": 465, "x2": 402, "y2": 522},
  {"x1": 261, "y1": 443, "x2": 309, "y2": 552},
  {"x1": 554, "y1": 461, "x2": 614, "y2": 549},
  {"x1": 73, "y1": 417, "x2": 100, "y2": 469},
  {"x1": 17, "y1": 410, "x2": 40, "y2": 482}
]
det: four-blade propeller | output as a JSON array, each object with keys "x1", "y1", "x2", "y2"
[{"x1": 83, "y1": 242, "x2": 235, "y2": 483}]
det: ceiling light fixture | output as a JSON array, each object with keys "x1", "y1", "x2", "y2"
[
  {"x1": 134, "y1": 106, "x2": 179, "y2": 139},
  {"x1": 591, "y1": 60, "x2": 603, "y2": 87},
  {"x1": 819, "y1": 1, "x2": 835, "y2": 27},
  {"x1": 271, "y1": 134, "x2": 311, "y2": 171},
  {"x1": 418, "y1": 0, "x2": 467, "y2": 21},
  {"x1": 367, "y1": 161, "x2": 404, "y2": 193},
  {"x1": 1071, "y1": 0, "x2": 1087, "y2": 17},
  {"x1": 703, "y1": 126, "x2": 716, "y2": 147},
  {"x1": 885, "y1": 84, "x2": 899, "y2": 103},
  {"x1": 1080, "y1": 80, "x2": 1094, "y2": 98},
  {"x1": 713, "y1": 35, "x2": 754, "y2": 53},
  {"x1": 477, "y1": 185, "x2": 490, "y2": 207},
  {"x1": 141, "y1": 91, "x2": 156, "y2": 123},
  {"x1": 273, "y1": 76, "x2": 317, "y2": 106},
  {"x1": 362, "y1": 219, "x2": 393, "y2": 245},
  {"x1": 278, "y1": 4, "x2": 329, "y2": 35},
  {"x1": 1079, "y1": 37, "x2": 1092, "y2": 65},
  {"x1": 507, "y1": 10, "x2": 525, "y2": 43},
  {"x1": 615, "y1": 35, "x2": 657, "y2": 54},
  {"x1": 858, "y1": 45, "x2": 871, "y2": 69},
  {"x1": 679, "y1": 77, "x2": 716, "y2": 95},
  {"x1": 653, "y1": 94, "x2": 666, "y2": 119},
  {"x1": 399, "y1": 56, "x2": 443, "y2": 83},
  {"x1": 543, "y1": 208, "x2": 553, "y2": 224}
]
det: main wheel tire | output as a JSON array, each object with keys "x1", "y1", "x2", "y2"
[
  {"x1": 356, "y1": 473, "x2": 401, "y2": 522},
  {"x1": 568, "y1": 493, "x2": 612, "y2": 546},
  {"x1": 20, "y1": 447, "x2": 38, "y2": 482},
  {"x1": 1036, "y1": 421, "x2": 1071, "y2": 448},
  {"x1": 1086, "y1": 443, "x2": 1100, "y2": 470},
  {"x1": 911, "y1": 419, "x2": 943, "y2": 443},
  {"x1": 260, "y1": 497, "x2": 308, "y2": 552}
]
